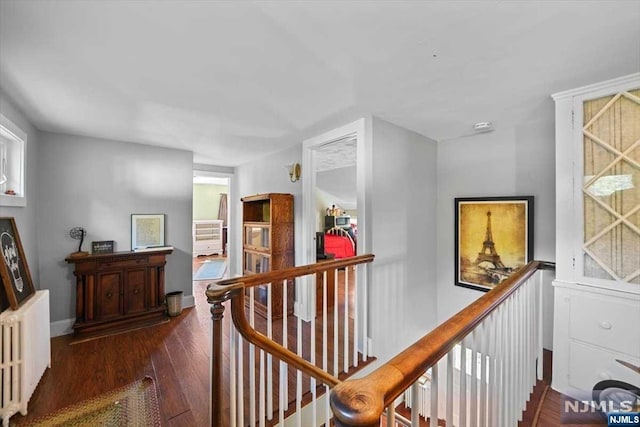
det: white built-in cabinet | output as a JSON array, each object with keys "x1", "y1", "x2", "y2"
[
  {"x1": 552, "y1": 73, "x2": 640, "y2": 398},
  {"x1": 193, "y1": 219, "x2": 223, "y2": 257}
]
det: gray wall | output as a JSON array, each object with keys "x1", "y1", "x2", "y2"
[
  {"x1": 0, "y1": 89, "x2": 40, "y2": 287},
  {"x1": 436, "y1": 114, "x2": 556, "y2": 347},
  {"x1": 37, "y1": 131, "x2": 193, "y2": 323},
  {"x1": 368, "y1": 117, "x2": 438, "y2": 363},
  {"x1": 232, "y1": 144, "x2": 302, "y2": 276}
]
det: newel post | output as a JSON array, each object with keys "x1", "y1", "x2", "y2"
[{"x1": 210, "y1": 299, "x2": 225, "y2": 427}]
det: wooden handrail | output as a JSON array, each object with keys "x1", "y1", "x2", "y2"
[
  {"x1": 207, "y1": 254, "x2": 375, "y2": 426},
  {"x1": 330, "y1": 260, "x2": 555, "y2": 427},
  {"x1": 228, "y1": 287, "x2": 342, "y2": 388},
  {"x1": 207, "y1": 254, "x2": 374, "y2": 295}
]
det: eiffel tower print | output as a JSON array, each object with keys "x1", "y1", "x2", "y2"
[{"x1": 475, "y1": 210, "x2": 506, "y2": 270}]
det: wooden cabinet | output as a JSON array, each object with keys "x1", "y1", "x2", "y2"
[
  {"x1": 242, "y1": 193, "x2": 294, "y2": 318},
  {"x1": 193, "y1": 219, "x2": 223, "y2": 256},
  {"x1": 551, "y1": 74, "x2": 640, "y2": 397},
  {"x1": 66, "y1": 248, "x2": 172, "y2": 340}
]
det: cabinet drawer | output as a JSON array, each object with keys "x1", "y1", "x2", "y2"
[
  {"x1": 98, "y1": 257, "x2": 147, "y2": 270},
  {"x1": 569, "y1": 292, "x2": 640, "y2": 356},
  {"x1": 569, "y1": 340, "x2": 640, "y2": 391}
]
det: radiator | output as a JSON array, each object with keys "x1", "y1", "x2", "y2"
[{"x1": 0, "y1": 290, "x2": 50, "y2": 427}]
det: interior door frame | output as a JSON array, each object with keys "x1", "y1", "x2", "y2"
[
  {"x1": 298, "y1": 117, "x2": 371, "y2": 322},
  {"x1": 191, "y1": 167, "x2": 236, "y2": 273}
]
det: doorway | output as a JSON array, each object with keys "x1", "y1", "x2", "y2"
[
  {"x1": 192, "y1": 171, "x2": 231, "y2": 286},
  {"x1": 299, "y1": 118, "x2": 371, "y2": 325}
]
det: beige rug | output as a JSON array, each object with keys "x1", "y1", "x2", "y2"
[{"x1": 21, "y1": 377, "x2": 161, "y2": 426}]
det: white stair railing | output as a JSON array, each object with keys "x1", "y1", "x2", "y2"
[
  {"x1": 208, "y1": 254, "x2": 374, "y2": 427},
  {"x1": 330, "y1": 261, "x2": 555, "y2": 427}
]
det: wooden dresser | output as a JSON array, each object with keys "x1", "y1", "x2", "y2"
[{"x1": 66, "y1": 248, "x2": 172, "y2": 340}]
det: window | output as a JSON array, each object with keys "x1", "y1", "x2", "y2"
[{"x1": 0, "y1": 114, "x2": 27, "y2": 207}]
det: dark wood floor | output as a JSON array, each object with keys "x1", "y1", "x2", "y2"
[{"x1": 12, "y1": 255, "x2": 604, "y2": 426}]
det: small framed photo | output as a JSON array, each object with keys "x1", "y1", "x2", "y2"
[
  {"x1": 131, "y1": 214, "x2": 165, "y2": 250},
  {"x1": 91, "y1": 240, "x2": 115, "y2": 254},
  {"x1": 455, "y1": 196, "x2": 534, "y2": 292},
  {"x1": 0, "y1": 217, "x2": 36, "y2": 309}
]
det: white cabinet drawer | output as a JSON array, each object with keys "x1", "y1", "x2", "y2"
[
  {"x1": 569, "y1": 292, "x2": 640, "y2": 357},
  {"x1": 569, "y1": 340, "x2": 640, "y2": 392}
]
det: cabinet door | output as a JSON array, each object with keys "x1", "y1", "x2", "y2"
[
  {"x1": 244, "y1": 224, "x2": 270, "y2": 250},
  {"x1": 577, "y1": 87, "x2": 640, "y2": 287},
  {"x1": 244, "y1": 251, "x2": 270, "y2": 274},
  {"x1": 125, "y1": 268, "x2": 147, "y2": 314},
  {"x1": 97, "y1": 272, "x2": 122, "y2": 319}
]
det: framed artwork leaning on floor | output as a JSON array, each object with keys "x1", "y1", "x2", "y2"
[{"x1": 0, "y1": 217, "x2": 35, "y2": 309}]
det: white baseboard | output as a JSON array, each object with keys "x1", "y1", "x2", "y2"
[
  {"x1": 182, "y1": 294, "x2": 195, "y2": 309},
  {"x1": 50, "y1": 318, "x2": 74, "y2": 337}
]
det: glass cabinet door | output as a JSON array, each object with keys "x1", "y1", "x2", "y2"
[
  {"x1": 244, "y1": 225, "x2": 270, "y2": 250},
  {"x1": 244, "y1": 251, "x2": 270, "y2": 274},
  {"x1": 581, "y1": 88, "x2": 640, "y2": 284}
]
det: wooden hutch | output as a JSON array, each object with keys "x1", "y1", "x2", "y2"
[{"x1": 66, "y1": 247, "x2": 172, "y2": 340}]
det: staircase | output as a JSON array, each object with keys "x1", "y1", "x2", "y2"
[{"x1": 208, "y1": 257, "x2": 556, "y2": 426}]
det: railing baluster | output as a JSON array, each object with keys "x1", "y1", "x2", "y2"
[
  {"x1": 362, "y1": 263, "x2": 369, "y2": 360},
  {"x1": 446, "y1": 350, "x2": 453, "y2": 425},
  {"x1": 470, "y1": 330, "x2": 478, "y2": 427},
  {"x1": 259, "y1": 349, "x2": 265, "y2": 427},
  {"x1": 353, "y1": 265, "x2": 359, "y2": 368},
  {"x1": 488, "y1": 309, "x2": 497, "y2": 427},
  {"x1": 430, "y1": 363, "x2": 438, "y2": 427},
  {"x1": 282, "y1": 279, "x2": 288, "y2": 412},
  {"x1": 296, "y1": 298, "x2": 303, "y2": 427},
  {"x1": 386, "y1": 406, "x2": 395, "y2": 427},
  {"x1": 493, "y1": 304, "x2": 504, "y2": 427},
  {"x1": 323, "y1": 270, "x2": 328, "y2": 374},
  {"x1": 279, "y1": 360, "x2": 285, "y2": 425},
  {"x1": 344, "y1": 265, "x2": 350, "y2": 374},
  {"x1": 266, "y1": 283, "x2": 273, "y2": 419},
  {"x1": 249, "y1": 287, "x2": 256, "y2": 427},
  {"x1": 325, "y1": 383, "x2": 331, "y2": 426},
  {"x1": 537, "y1": 271, "x2": 544, "y2": 381},
  {"x1": 238, "y1": 334, "x2": 244, "y2": 427},
  {"x1": 460, "y1": 338, "x2": 467, "y2": 427},
  {"x1": 479, "y1": 317, "x2": 490, "y2": 426},
  {"x1": 334, "y1": 268, "x2": 339, "y2": 376},
  {"x1": 410, "y1": 382, "x2": 419, "y2": 426}
]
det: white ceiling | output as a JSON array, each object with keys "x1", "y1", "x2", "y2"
[{"x1": 1, "y1": 1, "x2": 638, "y2": 167}]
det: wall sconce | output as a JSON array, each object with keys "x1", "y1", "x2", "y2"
[{"x1": 288, "y1": 162, "x2": 301, "y2": 182}]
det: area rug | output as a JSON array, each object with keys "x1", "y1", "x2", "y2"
[
  {"x1": 193, "y1": 259, "x2": 227, "y2": 280},
  {"x1": 23, "y1": 377, "x2": 161, "y2": 426}
]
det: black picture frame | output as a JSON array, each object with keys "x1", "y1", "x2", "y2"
[
  {"x1": 0, "y1": 217, "x2": 36, "y2": 309},
  {"x1": 91, "y1": 240, "x2": 115, "y2": 254},
  {"x1": 455, "y1": 196, "x2": 534, "y2": 292}
]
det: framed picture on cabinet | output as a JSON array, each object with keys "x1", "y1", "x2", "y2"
[
  {"x1": 131, "y1": 214, "x2": 165, "y2": 250},
  {"x1": 0, "y1": 217, "x2": 36, "y2": 309},
  {"x1": 91, "y1": 240, "x2": 115, "y2": 254},
  {"x1": 454, "y1": 196, "x2": 534, "y2": 292}
]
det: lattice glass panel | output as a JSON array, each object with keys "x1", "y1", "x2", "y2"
[
  {"x1": 584, "y1": 197, "x2": 615, "y2": 241},
  {"x1": 582, "y1": 89, "x2": 640, "y2": 284}
]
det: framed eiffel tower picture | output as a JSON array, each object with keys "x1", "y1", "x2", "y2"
[{"x1": 455, "y1": 196, "x2": 534, "y2": 291}]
